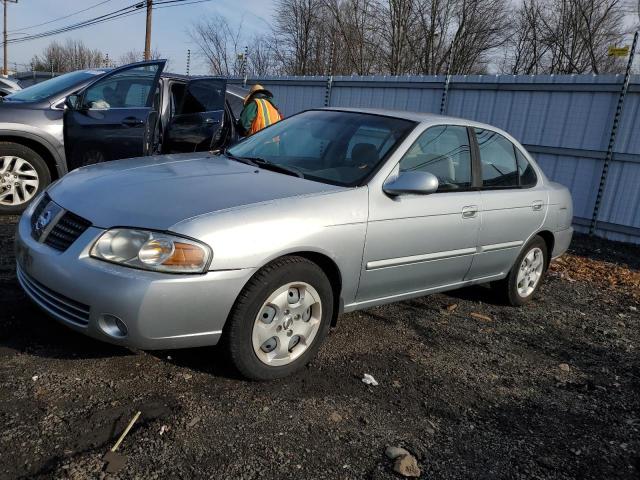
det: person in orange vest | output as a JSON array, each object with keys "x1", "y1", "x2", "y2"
[{"x1": 238, "y1": 84, "x2": 282, "y2": 137}]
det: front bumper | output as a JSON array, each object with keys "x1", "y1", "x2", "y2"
[{"x1": 15, "y1": 212, "x2": 255, "y2": 350}]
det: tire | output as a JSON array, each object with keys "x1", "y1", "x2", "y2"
[
  {"x1": 224, "y1": 256, "x2": 334, "y2": 380},
  {"x1": 493, "y1": 235, "x2": 548, "y2": 306},
  {"x1": 0, "y1": 142, "x2": 51, "y2": 215}
]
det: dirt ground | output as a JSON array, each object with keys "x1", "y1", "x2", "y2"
[{"x1": 1, "y1": 214, "x2": 638, "y2": 480}]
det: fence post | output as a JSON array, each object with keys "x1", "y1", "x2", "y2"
[
  {"x1": 589, "y1": 30, "x2": 638, "y2": 236},
  {"x1": 440, "y1": 25, "x2": 464, "y2": 114},
  {"x1": 324, "y1": 75, "x2": 333, "y2": 107},
  {"x1": 242, "y1": 45, "x2": 248, "y2": 88}
]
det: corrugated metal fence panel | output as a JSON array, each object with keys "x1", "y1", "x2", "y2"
[
  {"x1": 228, "y1": 74, "x2": 640, "y2": 244},
  {"x1": 595, "y1": 82, "x2": 640, "y2": 244},
  {"x1": 596, "y1": 158, "x2": 640, "y2": 244},
  {"x1": 533, "y1": 153, "x2": 603, "y2": 221},
  {"x1": 329, "y1": 75, "x2": 444, "y2": 113},
  {"x1": 446, "y1": 75, "x2": 619, "y2": 151}
]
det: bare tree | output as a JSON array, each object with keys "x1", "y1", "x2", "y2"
[
  {"x1": 451, "y1": 0, "x2": 510, "y2": 74},
  {"x1": 503, "y1": 0, "x2": 627, "y2": 74},
  {"x1": 31, "y1": 39, "x2": 104, "y2": 73},
  {"x1": 118, "y1": 48, "x2": 165, "y2": 66},
  {"x1": 272, "y1": 0, "x2": 325, "y2": 75},
  {"x1": 190, "y1": 15, "x2": 245, "y2": 75},
  {"x1": 323, "y1": 0, "x2": 381, "y2": 74},
  {"x1": 248, "y1": 34, "x2": 276, "y2": 76},
  {"x1": 377, "y1": 0, "x2": 416, "y2": 74},
  {"x1": 502, "y1": 0, "x2": 548, "y2": 74}
]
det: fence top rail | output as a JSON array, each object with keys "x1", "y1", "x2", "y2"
[{"x1": 227, "y1": 73, "x2": 640, "y2": 93}]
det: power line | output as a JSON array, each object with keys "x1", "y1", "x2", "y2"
[
  {"x1": 9, "y1": 0, "x2": 116, "y2": 33},
  {"x1": 7, "y1": 0, "x2": 212, "y2": 45}
]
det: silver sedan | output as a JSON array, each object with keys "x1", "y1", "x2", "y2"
[{"x1": 15, "y1": 108, "x2": 573, "y2": 380}]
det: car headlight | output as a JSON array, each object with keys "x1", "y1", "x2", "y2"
[{"x1": 90, "y1": 229, "x2": 212, "y2": 273}]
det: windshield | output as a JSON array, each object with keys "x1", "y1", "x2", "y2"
[
  {"x1": 227, "y1": 110, "x2": 416, "y2": 186},
  {"x1": 5, "y1": 70, "x2": 106, "y2": 102}
]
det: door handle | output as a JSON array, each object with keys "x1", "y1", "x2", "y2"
[
  {"x1": 203, "y1": 118, "x2": 220, "y2": 125},
  {"x1": 462, "y1": 205, "x2": 478, "y2": 219},
  {"x1": 122, "y1": 117, "x2": 144, "y2": 127},
  {"x1": 531, "y1": 200, "x2": 544, "y2": 211}
]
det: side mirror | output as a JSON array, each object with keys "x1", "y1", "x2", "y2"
[
  {"x1": 383, "y1": 171, "x2": 439, "y2": 196},
  {"x1": 65, "y1": 94, "x2": 81, "y2": 110}
]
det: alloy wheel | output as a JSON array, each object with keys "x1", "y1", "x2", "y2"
[
  {"x1": 516, "y1": 247, "x2": 544, "y2": 297},
  {"x1": 0, "y1": 156, "x2": 39, "y2": 206}
]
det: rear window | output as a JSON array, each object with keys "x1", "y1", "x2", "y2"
[{"x1": 475, "y1": 128, "x2": 519, "y2": 188}]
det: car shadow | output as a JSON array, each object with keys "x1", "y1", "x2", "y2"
[
  {"x1": 442, "y1": 283, "x2": 505, "y2": 306},
  {"x1": 147, "y1": 345, "x2": 243, "y2": 380}
]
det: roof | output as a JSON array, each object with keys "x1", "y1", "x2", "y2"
[{"x1": 320, "y1": 106, "x2": 506, "y2": 132}]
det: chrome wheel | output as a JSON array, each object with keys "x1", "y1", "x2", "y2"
[
  {"x1": 0, "y1": 156, "x2": 39, "y2": 206},
  {"x1": 516, "y1": 247, "x2": 544, "y2": 297},
  {"x1": 252, "y1": 282, "x2": 322, "y2": 367}
]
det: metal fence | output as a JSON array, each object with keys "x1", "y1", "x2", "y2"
[{"x1": 230, "y1": 74, "x2": 640, "y2": 245}]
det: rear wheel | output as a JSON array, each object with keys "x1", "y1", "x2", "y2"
[
  {"x1": 224, "y1": 256, "x2": 333, "y2": 380},
  {"x1": 0, "y1": 142, "x2": 51, "y2": 215},
  {"x1": 494, "y1": 236, "x2": 548, "y2": 306}
]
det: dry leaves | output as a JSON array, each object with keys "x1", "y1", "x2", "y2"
[
  {"x1": 551, "y1": 254, "x2": 640, "y2": 298},
  {"x1": 471, "y1": 312, "x2": 493, "y2": 322}
]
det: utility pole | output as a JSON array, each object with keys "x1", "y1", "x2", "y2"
[
  {"x1": 144, "y1": 0, "x2": 152, "y2": 60},
  {"x1": 3, "y1": 0, "x2": 18, "y2": 76}
]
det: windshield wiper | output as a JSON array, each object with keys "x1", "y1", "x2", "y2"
[
  {"x1": 220, "y1": 149, "x2": 259, "y2": 168},
  {"x1": 243, "y1": 157, "x2": 305, "y2": 179},
  {"x1": 217, "y1": 149, "x2": 305, "y2": 179}
]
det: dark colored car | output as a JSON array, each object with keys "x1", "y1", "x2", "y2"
[{"x1": 0, "y1": 60, "x2": 246, "y2": 214}]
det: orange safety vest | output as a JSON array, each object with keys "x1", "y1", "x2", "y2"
[{"x1": 249, "y1": 98, "x2": 282, "y2": 135}]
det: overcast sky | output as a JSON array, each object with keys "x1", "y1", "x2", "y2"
[{"x1": 4, "y1": 0, "x2": 275, "y2": 75}]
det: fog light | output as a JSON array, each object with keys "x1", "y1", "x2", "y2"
[{"x1": 99, "y1": 314, "x2": 128, "y2": 338}]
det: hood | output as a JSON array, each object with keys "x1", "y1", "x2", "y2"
[
  {"x1": 48, "y1": 152, "x2": 345, "y2": 231},
  {"x1": 0, "y1": 101, "x2": 34, "y2": 114}
]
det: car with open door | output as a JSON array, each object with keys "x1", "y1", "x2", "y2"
[
  {"x1": 64, "y1": 61, "x2": 233, "y2": 169},
  {"x1": 0, "y1": 60, "x2": 243, "y2": 214}
]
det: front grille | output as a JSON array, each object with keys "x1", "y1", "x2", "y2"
[
  {"x1": 44, "y1": 211, "x2": 91, "y2": 252},
  {"x1": 17, "y1": 266, "x2": 90, "y2": 326}
]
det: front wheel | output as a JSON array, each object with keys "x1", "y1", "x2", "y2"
[
  {"x1": 0, "y1": 142, "x2": 51, "y2": 215},
  {"x1": 494, "y1": 236, "x2": 548, "y2": 306},
  {"x1": 224, "y1": 256, "x2": 334, "y2": 380}
]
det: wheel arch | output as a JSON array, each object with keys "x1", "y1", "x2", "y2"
[
  {"x1": 246, "y1": 251, "x2": 344, "y2": 328},
  {"x1": 0, "y1": 134, "x2": 62, "y2": 181},
  {"x1": 292, "y1": 251, "x2": 343, "y2": 327},
  {"x1": 536, "y1": 230, "x2": 555, "y2": 268}
]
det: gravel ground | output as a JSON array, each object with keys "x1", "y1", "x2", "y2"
[{"x1": 1, "y1": 214, "x2": 638, "y2": 479}]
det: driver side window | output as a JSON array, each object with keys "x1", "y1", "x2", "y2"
[
  {"x1": 399, "y1": 125, "x2": 472, "y2": 191},
  {"x1": 82, "y1": 64, "x2": 161, "y2": 110}
]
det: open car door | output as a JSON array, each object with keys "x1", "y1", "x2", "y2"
[
  {"x1": 163, "y1": 77, "x2": 227, "y2": 153},
  {"x1": 64, "y1": 60, "x2": 166, "y2": 170}
]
